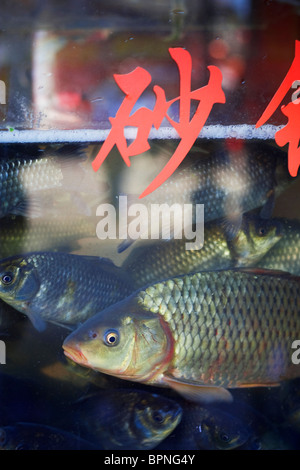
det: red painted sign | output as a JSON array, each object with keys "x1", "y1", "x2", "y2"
[
  {"x1": 92, "y1": 47, "x2": 226, "y2": 198},
  {"x1": 92, "y1": 42, "x2": 300, "y2": 195},
  {"x1": 256, "y1": 40, "x2": 300, "y2": 177}
]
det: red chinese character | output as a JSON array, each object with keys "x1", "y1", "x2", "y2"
[
  {"x1": 92, "y1": 48, "x2": 226, "y2": 198},
  {"x1": 275, "y1": 101, "x2": 300, "y2": 177},
  {"x1": 256, "y1": 40, "x2": 300, "y2": 177}
]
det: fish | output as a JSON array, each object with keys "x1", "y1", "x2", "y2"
[
  {"x1": 63, "y1": 268, "x2": 300, "y2": 404},
  {"x1": 240, "y1": 429, "x2": 294, "y2": 450},
  {"x1": 0, "y1": 144, "x2": 89, "y2": 218},
  {"x1": 70, "y1": 389, "x2": 182, "y2": 450},
  {"x1": 117, "y1": 142, "x2": 294, "y2": 251},
  {"x1": 122, "y1": 215, "x2": 282, "y2": 289},
  {"x1": 198, "y1": 394, "x2": 282, "y2": 450},
  {"x1": 0, "y1": 215, "x2": 98, "y2": 258},
  {"x1": 257, "y1": 218, "x2": 300, "y2": 275},
  {"x1": 0, "y1": 252, "x2": 134, "y2": 331},
  {"x1": 157, "y1": 402, "x2": 251, "y2": 450},
  {"x1": 0, "y1": 422, "x2": 101, "y2": 450}
]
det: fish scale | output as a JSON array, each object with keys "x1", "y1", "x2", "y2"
[{"x1": 0, "y1": 144, "x2": 88, "y2": 218}]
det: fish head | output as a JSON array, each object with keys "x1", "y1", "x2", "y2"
[
  {"x1": 63, "y1": 296, "x2": 174, "y2": 383},
  {"x1": 130, "y1": 392, "x2": 182, "y2": 448},
  {"x1": 0, "y1": 256, "x2": 40, "y2": 307},
  {"x1": 197, "y1": 411, "x2": 250, "y2": 450},
  {"x1": 233, "y1": 215, "x2": 282, "y2": 266}
]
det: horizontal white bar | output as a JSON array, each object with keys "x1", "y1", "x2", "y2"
[{"x1": 0, "y1": 124, "x2": 283, "y2": 143}]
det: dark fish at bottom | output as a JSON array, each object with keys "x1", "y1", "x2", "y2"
[
  {"x1": 70, "y1": 389, "x2": 182, "y2": 450},
  {"x1": 63, "y1": 268, "x2": 300, "y2": 404},
  {"x1": 157, "y1": 402, "x2": 250, "y2": 450},
  {"x1": 0, "y1": 422, "x2": 101, "y2": 450}
]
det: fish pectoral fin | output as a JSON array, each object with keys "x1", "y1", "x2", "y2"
[
  {"x1": 163, "y1": 375, "x2": 233, "y2": 404},
  {"x1": 220, "y1": 213, "x2": 243, "y2": 242},
  {"x1": 29, "y1": 310, "x2": 47, "y2": 332}
]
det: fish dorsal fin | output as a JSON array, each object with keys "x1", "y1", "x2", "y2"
[
  {"x1": 118, "y1": 239, "x2": 134, "y2": 253},
  {"x1": 79, "y1": 255, "x2": 123, "y2": 272},
  {"x1": 77, "y1": 255, "x2": 116, "y2": 265},
  {"x1": 76, "y1": 255, "x2": 132, "y2": 284},
  {"x1": 163, "y1": 375, "x2": 233, "y2": 404}
]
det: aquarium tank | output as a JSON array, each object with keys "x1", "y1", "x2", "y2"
[{"x1": 0, "y1": 0, "x2": 300, "y2": 453}]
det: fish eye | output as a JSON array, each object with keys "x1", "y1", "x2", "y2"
[
  {"x1": 151, "y1": 411, "x2": 164, "y2": 424},
  {"x1": 219, "y1": 432, "x2": 230, "y2": 443},
  {"x1": 1, "y1": 273, "x2": 14, "y2": 285},
  {"x1": 103, "y1": 329, "x2": 119, "y2": 347},
  {"x1": 257, "y1": 226, "x2": 266, "y2": 236}
]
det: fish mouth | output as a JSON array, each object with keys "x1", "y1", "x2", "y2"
[{"x1": 62, "y1": 343, "x2": 88, "y2": 366}]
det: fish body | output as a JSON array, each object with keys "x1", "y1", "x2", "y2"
[
  {"x1": 0, "y1": 422, "x2": 101, "y2": 450},
  {"x1": 158, "y1": 402, "x2": 250, "y2": 450},
  {"x1": 118, "y1": 143, "x2": 293, "y2": 250},
  {"x1": 63, "y1": 269, "x2": 300, "y2": 403},
  {"x1": 240, "y1": 429, "x2": 293, "y2": 450},
  {"x1": 257, "y1": 218, "x2": 300, "y2": 275},
  {"x1": 136, "y1": 144, "x2": 291, "y2": 217},
  {"x1": 71, "y1": 389, "x2": 182, "y2": 450},
  {"x1": 0, "y1": 144, "x2": 87, "y2": 218},
  {"x1": 123, "y1": 215, "x2": 282, "y2": 289},
  {"x1": 0, "y1": 215, "x2": 98, "y2": 258},
  {"x1": 0, "y1": 252, "x2": 134, "y2": 330}
]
